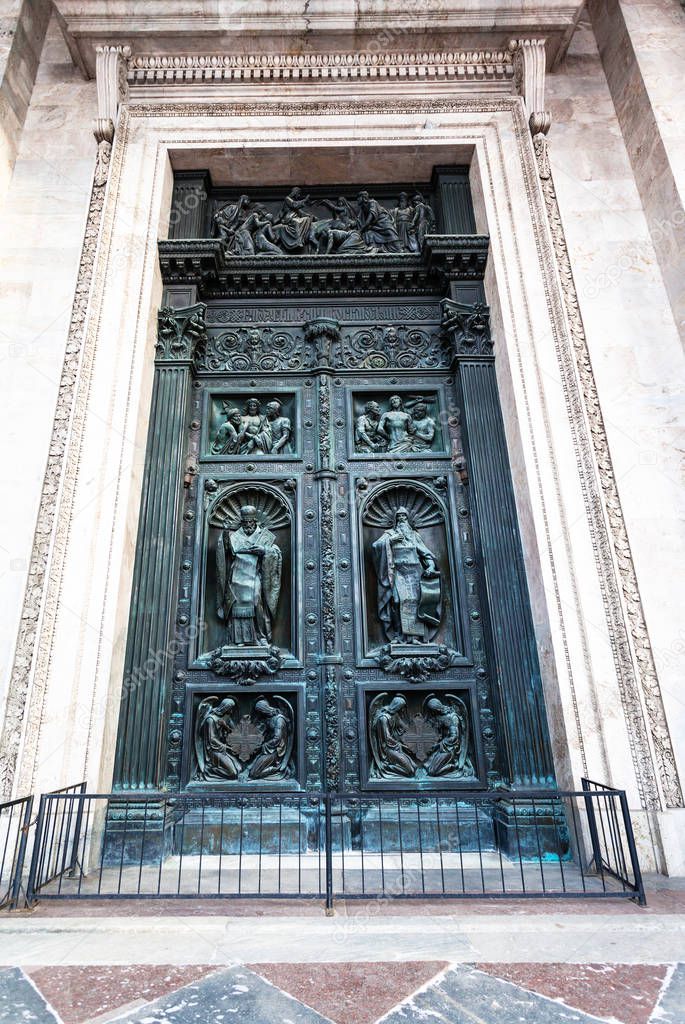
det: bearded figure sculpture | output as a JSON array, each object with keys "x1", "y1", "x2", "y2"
[{"x1": 216, "y1": 504, "x2": 282, "y2": 648}]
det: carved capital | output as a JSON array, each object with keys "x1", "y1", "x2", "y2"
[
  {"x1": 91, "y1": 45, "x2": 131, "y2": 180},
  {"x1": 510, "y1": 38, "x2": 551, "y2": 139},
  {"x1": 156, "y1": 303, "x2": 207, "y2": 362},
  {"x1": 441, "y1": 299, "x2": 493, "y2": 358}
]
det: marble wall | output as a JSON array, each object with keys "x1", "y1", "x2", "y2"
[
  {"x1": 0, "y1": 16, "x2": 95, "y2": 719},
  {"x1": 0, "y1": 9, "x2": 683, "y2": 873}
]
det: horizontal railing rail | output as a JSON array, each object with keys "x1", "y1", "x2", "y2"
[
  {"x1": 22, "y1": 779, "x2": 645, "y2": 907},
  {"x1": 0, "y1": 794, "x2": 34, "y2": 910}
]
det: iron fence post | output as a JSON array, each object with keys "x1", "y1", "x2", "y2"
[
  {"x1": 8, "y1": 796, "x2": 33, "y2": 911},
  {"x1": 68, "y1": 784, "x2": 87, "y2": 877},
  {"x1": 618, "y1": 789, "x2": 647, "y2": 907},
  {"x1": 324, "y1": 793, "x2": 334, "y2": 914},
  {"x1": 581, "y1": 778, "x2": 603, "y2": 873},
  {"x1": 25, "y1": 794, "x2": 47, "y2": 906}
]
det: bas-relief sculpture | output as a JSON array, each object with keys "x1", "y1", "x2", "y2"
[
  {"x1": 194, "y1": 694, "x2": 295, "y2": 782},
  {"x1": 200, "y1": 490, "x2": 290, "y2": 681},
  {"x1": 354, "y1": 394, "x2": 438, "y2": 454},
  {"x1": 212, "y1": 188, "x2": 436, "y2": 257},
  {"x1": 368, "y1": 691, "x2": 474, "y2": 781},
  {"x1": 372, "y1": 507, "x2": 442, "y2": 645},
  {"x1": 216, "y1": 504, "x2": 282, "y2": 648},
  {"x1": 211, "y1": 397, "x2": 293, "y2": 456}
]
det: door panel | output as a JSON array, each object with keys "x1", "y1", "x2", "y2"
[{"x1": 171, "y1": 298, "x2": 502, "y2": 795}]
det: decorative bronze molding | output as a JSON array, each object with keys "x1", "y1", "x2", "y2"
[
  {"x1": 442, "y1": 299, "x2": 494, "y2": 357},
  {"x1": 156, "y1": 303, "x2": 207, "y2": 362}
]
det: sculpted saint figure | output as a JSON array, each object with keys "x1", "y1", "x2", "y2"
[
  {"x1": 355, "y1": 400, "x2": 387, "y2": 453},
  {"x1": 247, "y1": 697, "x2": 294, "y2": 780},
  {"x1": 378, "y1": 394, "x2": 416, "y2": 453},
  {"x1": 372, "y1": 507, "x2": 442, "y2": 644},
  {"x1": 194, "y1": 697, "x2": 241, "y2": 781},
  {"x1": 411, "y1": 193, "x2": 436, "y2": 249},
  {"x1": 216, "y1": 505, "x2": 282, "y2": 647},
  {"x1": 423, "y1": 695, "x2": 474, "y2": 778},
  {"x1": 265, "y1": 399, "x2": 292, "y2": 454},
  {"x1": 409, "y1": 401, "x2": 436, "y2": 452},
  {"x1": 392, "y1": 192, "x2": 419, "y2": 253},
  {"x1": 211, "y1": 405, "x2": 242, "y2": 455},
  {"x1": 272, "y1": 187, "x2": 314, "y2": 252},
  {"x1": 237, "y1": 398, "x2": 271, "y2": 455},
  {"x1": 212, "y1": 195, "x2": 250, "y2": 247},
  {"x1": 357, "y1": 191, "x2": 402, "y2": 252},
  {"x1": 369, "y1": 694, "x2": 420, "y2": 778}
]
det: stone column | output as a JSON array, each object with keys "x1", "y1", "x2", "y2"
[
  {"x1": 113, "y1": 304, "x2": 206, "y2": 791},
  {"x1": 443, "y1": 300, "x2": 555, "y2": 787}
]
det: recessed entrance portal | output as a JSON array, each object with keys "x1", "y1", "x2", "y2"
[{"x1": 112, "y1": 166, "x2": 556, "y2": 858}]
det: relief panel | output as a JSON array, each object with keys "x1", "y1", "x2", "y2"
[
  {"x1": 202, "y1": 390, "x2": 300, "y2": 460},
  {"x1": 349, "y1": 386, "x2": 449, "y2": 458},
  {"x1": 186, "y1": 687, "x2": 303, "y2": 788},
  {"x1": 192, "y1": 480, "x2": 300, "y2": 674},
  {"x1": 358, "y1": 682, "x2": 485, "y2": 789}
]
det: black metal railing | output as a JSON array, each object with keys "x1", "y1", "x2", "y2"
[
  {"x1": 0, "y1": 794, "x2": 34, "y2": 910},
  {"x1": 24, "y1": 780, "x2": 645, "y2": 907}
]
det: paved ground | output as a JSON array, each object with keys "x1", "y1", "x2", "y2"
[{"x1": 0, "y1": 886, "x2": 683, "y2": 1023}]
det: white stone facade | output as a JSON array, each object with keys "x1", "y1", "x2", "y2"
[{"x1": 0, "y1": 2, "x2": 683, "y2": 874}]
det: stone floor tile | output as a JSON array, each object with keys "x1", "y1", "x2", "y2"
[
  {"x1": 0, "y1": 966, "x2": 60, "y2": 1023},
  {"x1": 477, "y1": 963, "x2": 669, "y2": 1024},
  {"x1": 107, "y1": 965, "x2": 333, "y2": 1023},
  {"x1": 248, "y1": 961, "x2": 448, "y2": 1024},
  {"x1": 380, "y1": 964, "x2": 608, "y2": 1023},
  {"x1": 651, "y1": 963, "x2": 685, "y2": 1023},
  {"x1": 27, "y1": 965, "x2": 220, "y2": 1024}
]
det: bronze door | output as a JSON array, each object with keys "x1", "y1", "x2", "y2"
[{"x1": 172, "y1": 297, "x2": 501, "y2": 794}]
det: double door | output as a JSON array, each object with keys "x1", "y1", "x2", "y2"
[{"x1": 170, "y1": 297, "x2": 503, "y2": 794}]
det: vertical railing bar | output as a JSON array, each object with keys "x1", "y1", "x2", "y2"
[
  {"x1": 495, "y1": 803, "x2": 506, "y2": 895},
  {"x1": 416, "y1": 798, "x2": 425, "y2": 895},
  {"x1": 197, "y1": 802, "x2": 206, "y2": 896},
  {"x1": 618, "y1": 789, "x2": 646, "y2": 906},
  {"x1": 238, "y1": 800, "x2": 244, "y2": 896},
  {"x1": 454, "y1": 798, "x2": 465, "y2": 894},
  {"x1": 531, "y1": 797, "x2": 546, "y2": 893},
  {"x1": 511, "y1": 798, "x2": 526, "y2": 893},
  {"x1": 359, "y1": 800, "x2": 366, "y2": 896},
  {"x1": 217, "y1": 803, "x2": 224, "y2": 896},
  {"x1": 97, "y1": 799, "x2": 110, "y2": 896},
  {"x1": 116, "y1": 802, "x2": 129, "y2": 896},
  {"x1": 554, "y1": 796, "x2": 567, "y2": 892},
  {"x1": 568, "y1": 796, "x2": 588, "y2": 893},
  {"x1": 324, "y1": 793, "x2": 333, "y2": 912},
  {"x1": 339, "y1": 796, "x2": 346, "y2": 894},
  {"x1": 258, "y1": 797, "x2": 263, "y2": 895},
  {"x1": 75, "y1": 799, "x2": 90, "y2": 897},
  {"x1": 9, "y1": 797, "x2": 33, "y2": 910},
  {"x1": 474, "y1": 799, "x2": 485, "y2": 894},
  {"x1": 278, "y1": 800, "x2": 283, "y2": 894},
  {"x1": 176, "y1": 805, "x2": 186, "y2": 897},
  {"x1": 435, "y1": 797, "x2": 446, "y2": 895},
  {"x1": 137, "y1": 799, "x2": 149, "y2": 894},
  {"x1": 397, "y1": 797, "x2": 405, "y2": 895},
  {"x1": 378, "y1": 796, "x2": 385, "y2": 895},
  {"x1": 156, "y1": 801, "x2": 166, "y2": 896}
]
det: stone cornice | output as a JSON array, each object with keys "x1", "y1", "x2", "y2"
[
  {"x1": 128, "y1": 49, "x2": 515, "y2": 87},
  {"x1": 52, "y1": 0, "x2": 584, "y2": 78}
]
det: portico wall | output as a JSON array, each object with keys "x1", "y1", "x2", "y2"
[{"x1": 0, "y1": 7, "x2": 683, "y2": 873}]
